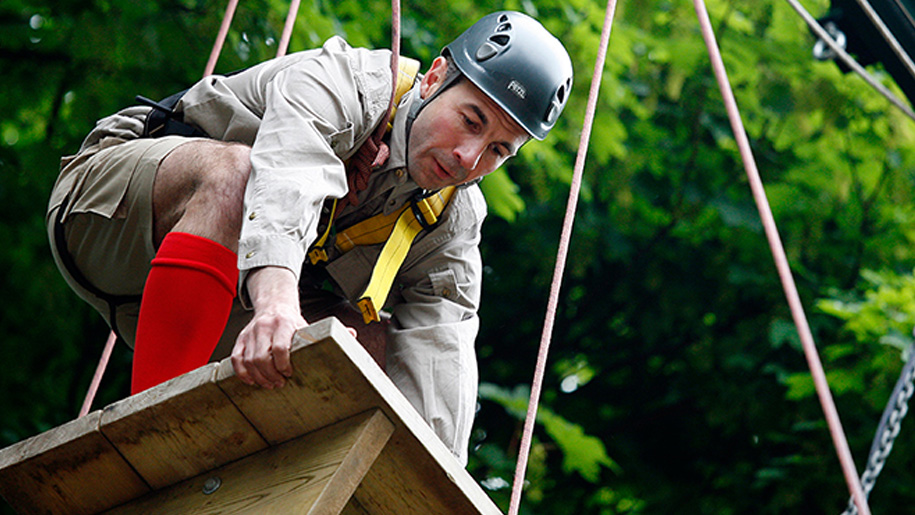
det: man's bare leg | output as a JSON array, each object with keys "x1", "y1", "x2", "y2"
[{"x1": 131, "y1": 140, "x2": 251, "y2": 393}]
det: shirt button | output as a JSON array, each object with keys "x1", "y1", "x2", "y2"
[
  {"x1": 245, "y1": 251, "x2": 256, "y2": 259},
  {"x1": 395, "y1": 168, "x2": 405, "y2": 178},
  {"x1": 388, "y1": 200, "x2": 397, "y2": 207},
  {"x1": 442, "y1": 287, "x2": 452, "y2": 297},
  {"x1": 248, "y1": 212, "x2": 257, "y2": 220}
]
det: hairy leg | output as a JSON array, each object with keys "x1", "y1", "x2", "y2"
[
  {"x1": 132, "y1": 139, "x2": 251, "y2": 393},
  {"x1": 152, "y1": 140, "x2": 251, "y2": 251}
]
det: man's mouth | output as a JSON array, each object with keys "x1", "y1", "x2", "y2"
[{"x1": 433, "y1": 159, "x2": 453, "y2": 181}]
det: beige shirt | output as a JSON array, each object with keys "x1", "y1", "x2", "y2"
[{"x1": 54, "y1": 36, "x2": 485, "y2": 461}]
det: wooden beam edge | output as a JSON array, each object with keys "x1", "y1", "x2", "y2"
[{"x1": 290, "y1": 318, "x2": 503, "y2": 514}]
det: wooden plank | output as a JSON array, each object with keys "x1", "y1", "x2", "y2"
[
  {"x1": 214, "y1": 319, "x2": 376, "y2": 444},
  {"x1": 0, "y1": 410, "x2": 149, "y2": 515},
  {"x1": 216, "y1": 318, "x2": 503, "y2": 514},
  {"x1": 103, "y1": 410, "x2": 393, "y2": 514},
  {"x1": 99, "y1": 362, "x2": 268, "y2": 489},
  {"x1": 0, "y1": 317, "x2": 501, "y2": 514},
  {"x1": 341, "y1": 497, "x2": 371, "y2": 515},
  {"x1": 309, "y1": 409, "x2": 394, "y2": 513}
]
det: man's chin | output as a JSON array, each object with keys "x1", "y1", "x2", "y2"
[{"x1": 409, "y1": 169, "x2": 449, "y2": 190}]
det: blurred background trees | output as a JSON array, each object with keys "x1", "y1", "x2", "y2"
[{"x1": 4, "y1": 0, "x2": 915, "y2": 513}]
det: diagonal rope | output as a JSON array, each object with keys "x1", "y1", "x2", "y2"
[
  {"x1": 785, "y1": 0, "x2": 915, "y2": 122},
  {"x1": 276, "y1": 0, "x2": 302, "y2": 57},
  {"x1": 80, "y1": 0, "x2": 243, "y2": 418},
  {"x1": 691, "y1": 0, "x2": 870, "y2": 513},
  {"x1": 850, "y1": 0, "x2": 915, "y2": 84},
  {"x1": 203, "y1": 0, "x2": 240, "y2": 77},
  {"x1": 78, "y1": 331, "x2": 117, "y2": 417},
  {"x1": 507, "y1": 1, "x2": 618, "y2": 513}
]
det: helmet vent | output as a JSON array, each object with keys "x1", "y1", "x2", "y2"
[
  {"x1": 496, "y1": 22, "x2": 512, "y2": 33},
  {"x1": 489, "y1": 34, "x2": 510, "y2": 46},
  {"x1": 498, "y1": 13, "x2": 510, "y2": 23},
  {"x1": 557, "y1": 78, "x2": 571, "y2": 103}
]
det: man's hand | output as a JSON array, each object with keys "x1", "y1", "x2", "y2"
[{"x1": 232, "y1": 266, "x2": 305, "y2": 389}]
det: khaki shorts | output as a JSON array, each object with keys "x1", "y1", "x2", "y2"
[{"x1": 47, "y1": 135, "x2": 251, "y2": 354}]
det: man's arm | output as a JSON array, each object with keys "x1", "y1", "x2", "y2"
[
  {"x1": 383, "y1": 187, "x2": 487, "y2": 463},
  {"x1": 226, "y1": 40, "x2": 393, "y2": 386}
]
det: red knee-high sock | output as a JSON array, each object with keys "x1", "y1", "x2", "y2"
[{"x1": 131, "y1": 232, "x2": 238, "y2": 394}]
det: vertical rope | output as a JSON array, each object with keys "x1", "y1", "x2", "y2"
[
  {"x1": 507, "y1": 1, "x2": 618, "y2": 513},
  {"x1": 387, "y1": 0, "x2": 401, "y2": 128},
  {"x1": 203, "y1": 0, "x2": 240, "y2": 77},
  {"x1": 276, "y1": 0, "x2": 301, "y2": 57},
  {"x1": 691, "y1": 1, "x2": 870, "y2": 513}
]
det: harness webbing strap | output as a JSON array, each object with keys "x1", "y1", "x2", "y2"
[
  {"x1": 308, "y1": 56, "x2": 421, "y2": 267},
  {"x1": 307, "y1": 199, "x2": 339, "y2": 265},
  {"x1": 337, "y1": 185, "x2": 455, "y2": 252},
  {"x1": 355, "y1": 186, "x2": 456, "y2": 323}
]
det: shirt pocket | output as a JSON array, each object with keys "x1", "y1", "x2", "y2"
[{"x1": 429, "y1": 269, "x2": 459, "y2": 301}]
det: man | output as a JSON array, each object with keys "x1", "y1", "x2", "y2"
[{"x1": 46, "y1": 11, "x2": 572, "y2": 463}]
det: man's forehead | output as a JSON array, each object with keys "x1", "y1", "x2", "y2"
[{"x1": 456, "y1": 80, "x2": 529, "y2": 141}]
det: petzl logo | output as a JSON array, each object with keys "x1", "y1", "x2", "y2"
[{"x1": 507, "y1": 80, "x2": 526, "y2": 99}]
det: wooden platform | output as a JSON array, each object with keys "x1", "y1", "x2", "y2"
[{"x1": 0, "y1": 318, "x2": 502, "y2": 514}]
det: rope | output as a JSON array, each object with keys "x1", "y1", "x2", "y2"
[
  {"x1": 78, "y1": 331, "x2": 117, "y2": 418},
  {"x1": 276, "y1": 0, "x2": 302, "y2": 57},
  {"x1": 850, "y1": 0, "x2": 915, "y2": 85},
  {"x1": 692, "y1": 0, "x2": 871, "y2": 513},
  {"x1": 841, "y1": 342, "x2": 915, "y2": 515},
  {"x1": 341, "y1": 1, "x2": 400, "y2": 207},
  {"x1": 785, "y1": 0, "x2": 915, "y2": 122},
  {"x1": 507, "y1": 1, "x2": 618, "y2": 513},
  {"x1": 203, "y1": 0, "x2": 240, "y2": 77}
]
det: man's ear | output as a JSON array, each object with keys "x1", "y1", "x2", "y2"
[{"x1": 419, "y1": 56, "x2": 449, "y2": 100}]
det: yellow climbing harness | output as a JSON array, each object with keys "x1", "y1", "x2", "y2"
[
  {"x1": 349, "y1": 186, "x2": 455, "y2": 324},
  {"x1": 307, "y1": 56, "x2": 457, "y2": 324}
]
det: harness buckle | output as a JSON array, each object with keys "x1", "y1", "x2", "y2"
[
  {"x1": 307, "y1": 247, "x2": 329, "y2": 265},
  {"x1": 410, "y1": 192, "x2": 440, "y2": 230}
]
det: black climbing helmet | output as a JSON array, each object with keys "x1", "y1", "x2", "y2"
[{"x1": 444, "y1": 11, "x2": 574, "y2": 140}]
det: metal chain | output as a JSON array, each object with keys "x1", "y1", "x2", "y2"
[{"x1": 842, "y1": 342, "x2": 915, "y2": 515}]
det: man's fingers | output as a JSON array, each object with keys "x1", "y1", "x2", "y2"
[
  {"x1": 230, "y1": 347, "x2": 255, "y2": 386},
  {"x1": 231, "y1": 312, "x2": 305, "y2": 389},
  {"x1": 270, "y1": 322, "x2": 296, "y2": 379},
  {"x1": 248, "y1": 328, "x2": 288, "y2": 388}
]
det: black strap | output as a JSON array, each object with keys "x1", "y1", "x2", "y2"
[
  {"x1": 136, "y1": 91, "x2": 208, "y2": 139},
  {"x1": 53, "y1": 203, "x2": 141, "y2": 343}
]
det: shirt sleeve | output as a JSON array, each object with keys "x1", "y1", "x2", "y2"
[{"x1": 237, "y1": 38, "x2": 393, "y2": 303}]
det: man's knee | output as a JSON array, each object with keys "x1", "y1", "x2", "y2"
[{"x1": 154, "y1": 140, "x2": 252, "y2": 247}]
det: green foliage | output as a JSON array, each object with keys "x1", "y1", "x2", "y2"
[
  {"x1": 479, "y1": 383, "x2": 619, "y2": 481},
  {"x1": 819, "y1": 269, "x2": 915, "y2": 350}
]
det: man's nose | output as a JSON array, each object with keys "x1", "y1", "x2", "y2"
[{"x1": 454, "y1": 140, "x2": 486, "y2": 172}]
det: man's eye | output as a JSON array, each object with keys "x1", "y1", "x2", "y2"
[{"x1": 491, "y1": 144, "x2": 504, "y2": 158}]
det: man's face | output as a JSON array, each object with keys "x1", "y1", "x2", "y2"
[{"x1": 407, "y1": 57, "x2": 530, "y2": 190}]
